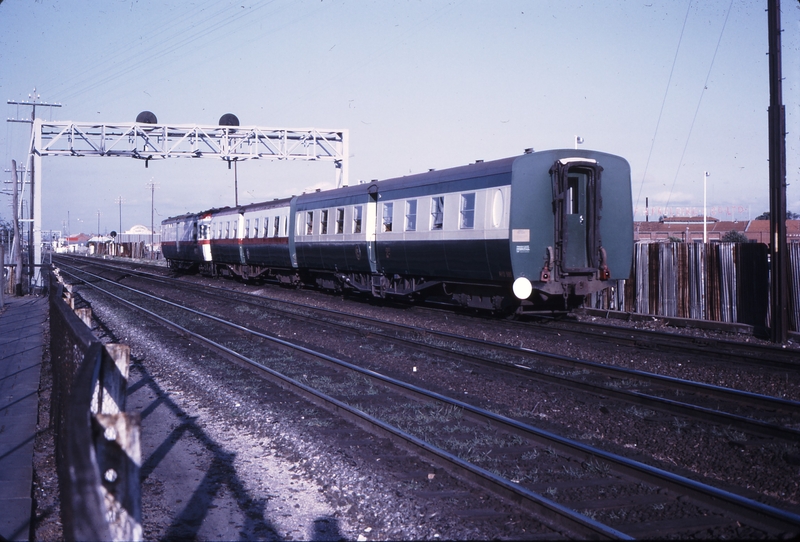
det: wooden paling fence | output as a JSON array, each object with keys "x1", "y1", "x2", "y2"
[
  {"x1": 48, "y1": 268, "x2": 142, "y2": 541},
  {"x1": 590, "y1": 242, "x2": 798, "y2": 333},
  {"x1": 790, "y1": 244, "x2": 800, "y2": 333}
]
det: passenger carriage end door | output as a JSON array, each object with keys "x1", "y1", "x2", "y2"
[
  {"x1": 565, "y1": 173, "x2": 588, "y2": 269},
  {"x1": 551, "y1": 160, "x2": 602, "y2": 273}
]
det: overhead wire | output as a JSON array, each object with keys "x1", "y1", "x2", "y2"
[
  {"x1": 52, "y1": 0, "x2": 285, "y2": 108},
  {"x1": 634, "y1": 0, "x2": 693, "y2": 217},
  {"x1": 38, "y1": 0, "x2": 221, "y2": 100},
  {"x1": 278, "y1": 0, "x2": 468, "y2": 122},
  {"x1": 664, "y1": 0, "x2": 734, "y2": 211}
]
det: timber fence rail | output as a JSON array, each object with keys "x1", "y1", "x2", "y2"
[
  {"x1": 48, "y1": 267, "x2": 142, "y2": 541},
  {"x1": 590, "y1": 242, "x2": 798, "y2": 334}
]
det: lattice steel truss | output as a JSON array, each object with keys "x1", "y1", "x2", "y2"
[
  {"x1": 33, "y1": 120, "x2": 349, "y2": 184},
  {"x1": 25, "y1": 119, "x2": 349, "y2": 287}
]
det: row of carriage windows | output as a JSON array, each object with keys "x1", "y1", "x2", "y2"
[
  {"x1": 203, "y1": 193, "x2": 480, "y2": 239},
  {"x1": 303, "y1": 193, "x2": 476, "y2": 236},
  {"x1": 212, "y1": 215, "x2": 288, "y2": 240},
  {"x1": 306, "y1": 206, "x2": 361, "y2": 235},
  {"x1": 381, "y1": 194, "x2": 473, "y2": 233}
]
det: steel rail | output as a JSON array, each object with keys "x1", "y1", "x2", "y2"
[
  {"x1": 54, "y1": 257, "x2": 800, "y2": 433},
  {"x1": 54, "y1": 265, "x2": 627, "y2": 539},
  {"x1": 126, "y1": 274, "x2": 800, "y2": 440},
  {"x1": 56, "y1": 263, "x2": 800, "y2": 536},
  {"x1": 523, "y1": 314, "x2": 800, "y2": 370}
]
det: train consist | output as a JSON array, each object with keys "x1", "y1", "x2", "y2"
[{"x1": 162, "y1": 148, "x2": 634, "y2": 312}]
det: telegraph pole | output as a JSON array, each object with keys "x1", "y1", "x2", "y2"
[
  {"x1": 116, "y1": 196, "x2": 124, "y2": 234},
  {"x1": 11, "y1": 161, "x2": 22, "y2": 295},
  {"x1": 7, "y1": 89, "x2": 62, "y2": 290},
  {"x1": 7, "y1": 89, "x2": 62, "y2": 125},
  {"x1": 234, "y1": 160, "x2": 239, "y2": 207},
  {"x1": 146, "y1": 181, "x2": 158, "y2": 259},
  {"x1": 767, "y1": 0, "x2": 788, "y2": 343},
  {"x1": 116, "y1": 196, "x2": 124, "y2": 256}
]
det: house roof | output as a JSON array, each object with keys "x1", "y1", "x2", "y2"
[
  {"x1": 746, "y1": 220, "x2": 800, "y2": 233},
  {"x1": 65, "y1": 233, "x2": 91, "y2": 243},
  {"x1": 636, "y1": 219, "x2": 800, "y2": 234},
  {"x1": 659, "y1": 216, "x2": 720, "y2": 224}
]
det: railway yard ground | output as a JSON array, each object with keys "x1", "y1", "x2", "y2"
[{"x1": 26, "y1": 255, "x2": 800, "y2": 540}]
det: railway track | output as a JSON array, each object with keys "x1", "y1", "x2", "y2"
[
  {"x1": 54, "y1": 256, "x2": 800, "y2": 440},
  {"x1": 53, "y1": 256, "x2": 800, "y2": 538},
  {"x1": 518, "y1": 314, "x2": 800, "y2": 370}
]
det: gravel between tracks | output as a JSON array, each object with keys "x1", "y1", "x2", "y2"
[
  {"x1": 62, "y1": 285, "x2": 556, "y2": 541},
  {"x1": 204, "y1": 280, "x2": 800, "y2": 514},
  {"x1": 35, "y1": 261, "x2": 800, "y2": 539}
]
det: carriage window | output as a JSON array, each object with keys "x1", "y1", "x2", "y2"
[
  {"x1": 460, "y1": 193, "x2": 475, "y2": 229},
  {"x1": 336, "y1": 208, "x2": 344, "y2": 234},
  {"x1": 274, "y1": 216, "x2": 280, "y2": 237},
  {"x1": 232, "y1": 221, "x2": 238, "y2": 238},
  {"x1": 253, "y1": 218, "x2": 259, "y2": 238},
  {"x1": 353, "y1": 205, "x2": 363, "y2": 233},
  {"x1": 431, "y1": 196, "x2": 444, "y2": 230},
  {"x1": 245, "y1": 219, "x2": 251, "y2": 238},
  {"x1": 321, "y1": 209, "x2": 329, "y2": 234},
  {"x1": 382, "y1": 202, "x2": 393, "y2": 232},
  {"x1": 306, "y1": 211, "x2": 314, "y2": 235},
  {"x1": 225, "y1": 221, "x2": 231, "y2": 239},
  {"x1": 283, "y1": 215, "x2": 288, "y2": 236},
  {"x1": 405, "y1": 200, "x2": 417, "y2": 231}
]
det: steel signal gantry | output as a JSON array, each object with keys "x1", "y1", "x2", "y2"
[
  {"x1": 31, "y1": 120, "x2": 349, "y2": 186},
  {"x1": 25, "y1": 119, "x2": 350, "y2": 288}
]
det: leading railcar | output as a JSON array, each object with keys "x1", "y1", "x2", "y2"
[{"x1": 161, "y1": 148, "x2": 633, "y2": 312}]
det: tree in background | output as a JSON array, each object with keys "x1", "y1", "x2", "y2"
[
  {"x1": 755, "y1": 210, "x2": 800, "y2": 220},
  {"x1": 721, "y1": 230, "x2": 750, "y2": 243}
]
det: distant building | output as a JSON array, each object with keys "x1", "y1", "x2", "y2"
[
  {"x1": 118, "y1": 224, "x2": 160, "y2": 248},
  {"x1": 64, "y1": 233, "x2": 91, "y2": 244},
  {"x1": 57, "y1": 233, "x2": 92, "y2": 254},
  {"x1": 634, "y1": 217, "x2": 800, "y2": 244}
]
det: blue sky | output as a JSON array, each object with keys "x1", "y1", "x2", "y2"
[{"x1": 1, "y1": 0, "x2": 798, "y2": 234}]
